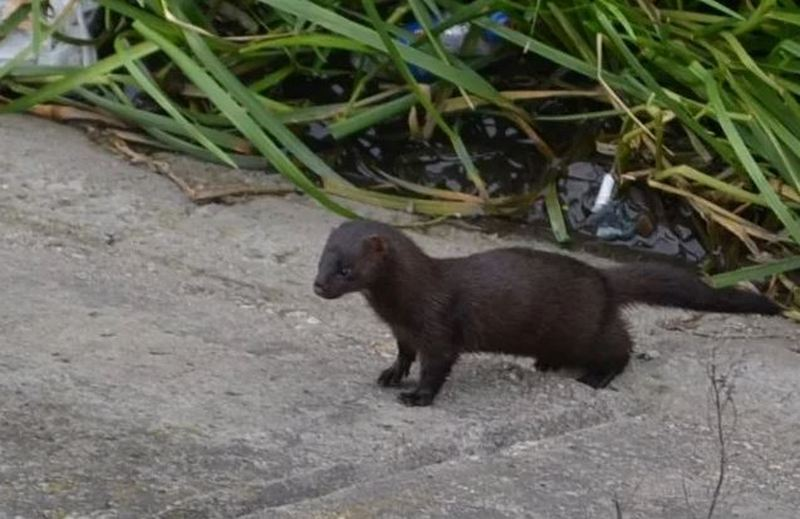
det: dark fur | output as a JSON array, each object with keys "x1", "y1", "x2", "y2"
[{"x1": 313, "y1": 220, "x2": 780, "y2": 407}]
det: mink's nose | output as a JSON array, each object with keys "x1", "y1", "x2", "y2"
[{"x1": 313, "y1": 281, "x2": 326, "y2": 297}]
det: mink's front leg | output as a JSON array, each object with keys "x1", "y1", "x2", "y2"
[
  {"x1": 377, "y1": 341, "x2": 415, "y2": 387},
  {"x1": 398, "y1": 350, "x2": 458, "y2": 407}
]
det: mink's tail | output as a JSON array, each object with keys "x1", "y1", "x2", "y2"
[{"x1": 602, "y1": 263, "x2": 781, "y2": 315}]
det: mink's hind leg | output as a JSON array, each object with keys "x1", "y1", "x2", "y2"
[
  {"x1": 399, "y1": 351, "x2": 457, "y2": 407},
  {"x1": 578, "y1": 366, "x2": 625, "y2": 389},
  {"x1": 534, "y1": 359, "x2": 563, "y2": 372},
  {"x1": 377, "y1": 341, "x2": 416, "y2": 387},
  {"x1": 576, "y1": 314, "x2": 632, "y2": 389}
]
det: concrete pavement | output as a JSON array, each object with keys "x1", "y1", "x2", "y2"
[{"x1": 1, "y1": 114, "x2": 798, "y2": 518}]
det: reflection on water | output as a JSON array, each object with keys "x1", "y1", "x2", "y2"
[
  {"x1": 329, "y1": 116, "x2": 543, "y2": 197},
  {"x1": 555, "y1": 162, "x2": 706, "y2": 264},
  {"x1": 323, "y1": 112, "x2": 708, "y2": 266}
]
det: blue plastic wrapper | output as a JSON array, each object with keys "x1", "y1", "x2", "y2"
[{"x1": 401, "y1": 11, "x2": 510, "y2": 81}]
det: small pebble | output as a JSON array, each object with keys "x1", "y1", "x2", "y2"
[{"x1": 636, "y1": 350, "x2": 661, "y2": 361}]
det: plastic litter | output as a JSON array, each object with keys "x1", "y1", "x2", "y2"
[
  {"x1": 586, "y1": 172, "x2": 639, "y2": 241},
  {"x1": 0, "y1": 0, "x2": 98, "y2": 68},
  {"x1": 403, "y1": 11, "x2": 510, "y2": 81},
  {"x1": 590, "y1": 172, "x2": 616, "y2": 213},
  {"x1": 404, "y1": 11, "x2": 510, "y2": 57},
  {"x1": 351, "y1": 11, "x2": 510, "y2": 82},
  {"x1": 592, "y1": 199, "x2": 640, "y2": 241}
]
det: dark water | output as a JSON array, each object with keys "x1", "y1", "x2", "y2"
[
  {"x1": 326, "y1": 116, "x2": 544, "y2": 197},
  {"x1": 301, "y1": 89, "x2": 709, "y2": 267},
  {"x1": 550, "y1": 161, "x2": 707, "y2": 264}
]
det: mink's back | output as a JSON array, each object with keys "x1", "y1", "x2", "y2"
[{"x1": 438, "y1": 247, "x2": 614, "y2": 363}]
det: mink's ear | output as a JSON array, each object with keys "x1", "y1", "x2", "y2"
[{"x1": 365, "y1": 235, "x2": 388, "y2": 256}]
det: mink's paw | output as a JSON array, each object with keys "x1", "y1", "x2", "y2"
[
  {"x1": 398, "y1": 390, "x2": 434, "y2": 407},
  {"x1": 577, "y1": 371, "x2": 617, "y2": 390},
  {"x1": 377, "y1": 367, "x2": 401, "y2": 387},
  {"x1": 377, "y1": 363, "x2": 409, "y2": 387}
]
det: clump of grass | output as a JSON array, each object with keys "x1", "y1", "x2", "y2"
[{"x1": 0, "y1": 0, "x2": 798, "y2": 312}]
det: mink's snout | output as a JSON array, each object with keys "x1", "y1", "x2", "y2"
[
  {"x1": 313, "y1": 278, "x2": 341, "y2": 299},
  {"x1": 312, "y1": 279, "x2": 328, "y2": 298}
]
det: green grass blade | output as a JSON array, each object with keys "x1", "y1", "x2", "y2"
[
  {"x1": 534, "y1": 108, "x2": 625, "y2": 121},
  {"x1": 0, "y1": 2, "x2": 31, "y2": 39},
  {"x1": 474, "y1": 22, "x2": 604, "y2": 84},
  {"x1": 31, "y1": 0, "x2": 43, "y2": 52},
  {"x1": 730, "y1": 78, "x2": 800, "y2": 190},
  {"x1": 114, "y1": 35, "x2": 236, "y2": 169},
  {"x1": 720, "y1": 32, "x2": 782, "y2": 92},
  {"x1": 369, "y1": 166, "x2": 482, "y2": 203},
  {"x1": 323, "y1": 179, "x2": 484, "y2": 216},
  {"x1": 754, "y1": 118, "x2": 800, "y2": 196},
  {"x1": 696, "y1": 0, "x2": 745, "y2": 20},
  {"x1": 75, "y1": 87, "x2": 252, "y2": 153},
  {"x1": 178, "y1": 24, "x2": 353, "y2": 187},
  {"x1": 329, "y1": 93, "x2": 416, "y2": 140},
  {"x1": 709, "y1": 256, "x2": 800, "y2": 288},
  {"x1": 654, "y1": 165, "x2": 769, "y2": 207},
  {"x1": 257, "y1": 0, "x2": 504, "y2": 105},
  {"x1": 1, "y1": 41, "x2": 160, "y2": 113},
  {"x1": 146, "y1": 128, "x2": 269, "y2": 169},
  {"x1": 433, "y1": 0, "x2": 625, "y2": 89},
  {"x1": 732, "y1": 0, "x2": 776, "y2": 36},
  {"x1": 240, "y1": 34, "x2": 374, "y2": 54},
  {"x1": 96, "y1": 0, "x2": 182, "y2": 39},
  {"x1": 248, "y1": 65, "x2": 294, "y2": 93},
  {"x1": 2, "y1": 64, "x2": 83, "y2": 77},
  {"x1": 547, "y1": 2, "x2": 595, "y2": 64},
  {"x1": 406, "y1": 0, "x2": 451, "y2": 64},
  {"x1": 592, "y1": 8, "x2": 737, "y2": 163},
  {"x1": 132, "y1": 21, "x2": 356, "y2": 218},
  {"x1": 767, "y1": 11, "x2": 800, "y2": 28},
  {"x1": 693, "y1": 61, "x2": 800, "y2": 243},
  {"x1": 544, "y1": 180, "x2": 570, "y2": 243},
  {"x1": 602, "y1": 1, "x2": 637, "y2": 41},
  {"x1": 360, "y1": 0, "x2": 488, "y2": 198}
]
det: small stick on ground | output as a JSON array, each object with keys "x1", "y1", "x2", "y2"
[
  {"x1": 705, "y1": 348, "x2": 739, "y2": 519},
  {"x1": 612, "y1": 493, "x2": 623, "y2": 519},
  {"x1": 682, "y1": 477, "x2": 698, "y2": 519}
]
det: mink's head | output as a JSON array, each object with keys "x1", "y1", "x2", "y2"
[{"x1": 313, "y1": 221, "x2": 390, "y2": 300}]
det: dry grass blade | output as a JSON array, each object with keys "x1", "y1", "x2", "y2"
[
  {"x1": 648, "y1": 179, "x2": 787, "y2": 244},
  {"x1": 27, "y1": 103, "x2": 128, "y2": 127}
]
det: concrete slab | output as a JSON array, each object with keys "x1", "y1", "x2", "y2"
[{"x1": 1, "y1": 114, "x2": 798, "y2": 518}]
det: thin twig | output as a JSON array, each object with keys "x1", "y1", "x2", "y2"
[
  {"x1": 613, "y1": 493, "x2": 624, "y2": 519},
  {"x1": 595, "y1": 34, "x2": 656, "y2": 143},
  {"x1": 705, "y1": 348, "x2": 738, "y2": 519},
  {"x1": 682, "y1": 477, "x2": 698, "y2": 519}
]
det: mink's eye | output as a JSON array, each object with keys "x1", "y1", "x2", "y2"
[{"x1": 338, "y1": 266, "x2": 352, "y2": 278}]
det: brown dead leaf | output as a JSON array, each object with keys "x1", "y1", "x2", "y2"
[{"x1": 29, "y1": 104, "x2": 129, "y2": 128}]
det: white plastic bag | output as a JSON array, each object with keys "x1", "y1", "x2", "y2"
[{"x1": 0, "y1": 0, "x2": 98, "y2": 67}]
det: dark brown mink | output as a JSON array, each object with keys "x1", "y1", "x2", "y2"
[{"x1": 312, "y1": 220, "x2": 781, "y2": 407}]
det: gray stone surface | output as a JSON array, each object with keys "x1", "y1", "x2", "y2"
[{"x1": 0, "y1": 114, "x2": 798, "y2": 518}]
